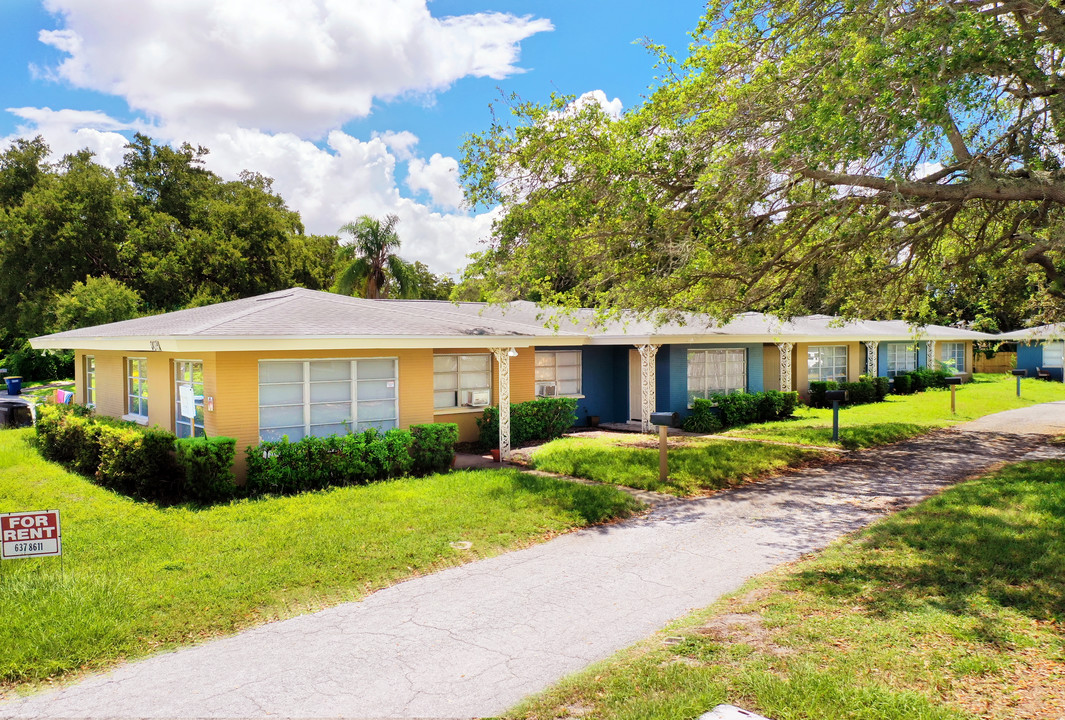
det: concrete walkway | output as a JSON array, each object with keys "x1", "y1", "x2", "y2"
[{"x1": 4, "y1": 403, "x2": 1065, "y2": 719}]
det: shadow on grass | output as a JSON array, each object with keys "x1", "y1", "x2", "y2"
[
  {"x1": 788, "y1": 460, "x2": 1065, "y2": 624},
  {"x1": 491, "y1": 470, "x2": 644, "y2": 525}
]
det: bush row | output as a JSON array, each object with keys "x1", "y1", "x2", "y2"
[
  {"x1": 35, "y1": 404, "x2": 236, "y2": 503},
  {"x1": 892, "y1": 367, "x2": 955, "y2": 394},
  {"x1": 809, "y1": 376, "x2": 890, "y2": 408},
  {"x1": 476, "y1": 397, "x2": 578, "y2": 449},
  {"x1": 244, "y1": 422, "x2": 457, "y2": 497},
  {"x1": 682, "y1": 390, "x2": 799, "y2": 433}
]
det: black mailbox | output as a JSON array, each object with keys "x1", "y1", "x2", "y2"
[
  {"x1": 1011, "y1": 369, "x2": 1028, "y2": 377},
  {"x1": 824, "y1": 389, "x2": 848, "y2": 403},
  {"x1": 944, "y1": 376, "x2": 963, "y2": 386},
  {"x1": 650, "y1": 411, "x2": 680, "y2": 427}
]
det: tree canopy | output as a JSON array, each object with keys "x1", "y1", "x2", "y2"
[
  {"x1": 333, "y1": 214, "x2": 420, "y2": 299},
  {"x1": 462, "y1": 0, "x2": 1065, "y2": 327}
]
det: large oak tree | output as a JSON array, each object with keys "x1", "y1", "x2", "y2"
[{"x1": 462, "y1": 0, "x2": 1065, "y2": 327}]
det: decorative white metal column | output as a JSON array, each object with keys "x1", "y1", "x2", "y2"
[
  {"x1": 637, "y1": 344, "x2": 660, "y2": 433},
  {"x1": 490, "y1": 348, "x2": 516, "y2": 461},
  {"x1": 864, "y1": 341, "x2": 879, "y2": 376},
  {"x1": 926, "y1": 340, "x2": 937, "y2": 369},
  {"x1": 776, "y1": 342, "x2": 795, "y2": 392}
]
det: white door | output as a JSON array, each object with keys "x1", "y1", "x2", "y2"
[{"x1": 629, "y1": 349, "x2": 642, "y2": 421}]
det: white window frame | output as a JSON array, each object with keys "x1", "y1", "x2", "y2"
[
  {"x1": 433, "y1": 353, "x2": 492, "y2": 410},
  {"x1": 124, "y1": 357, "x2": 149, "y2": 423},
  {"x1": 534, "y1": 350, "x2": 582, "y2": 397},
  {"x1": 807, "y1": 345, "x2": 848, "y2": 385},
  {"x1": 1043, "y1": 341, "x2": 1064, "y2": 368},
  {"x1": 174, "y1": 360, "x2": 205, "y2": 439},
  {"x1": 84, "y1": 355, "x2": 96, "y2": 408},
  {"x1": 687, "y1": 348, "x2": 747, "y2": 407},
  {"x1": 941, "y1": 342, "x2": 966, "y2": 373},
  {"x1": 258, "y1": 358, "x2": 399, "y2": 442},
  {"x1": 886, "y1": 343, "x2": 918, "y2": 378}
]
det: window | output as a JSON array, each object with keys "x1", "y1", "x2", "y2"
[
  {"x1": 174, "y1": 360, "x2": 205, "y2": 438},
  {"x1": 126, "y1": 358, "x2": 148, "y2": 419},
  {"x1": 1044, "y1": 341, "x2": 1064, "y2": 368},
  {"x1": 535, "y1": 351, "x2": 582, "y2": 396},
  {"x1": 941, "y1": 342, "x2": 966, "y2": 373},
  {"x1": 433, "y1": 354, "x2": 491, "y2": 409},
  {"x1": 258, "y1": 358, "x2": 398, "y2": 442},
  {"x1": 84, "y1": 356, "x2": 96, "y2": 407},
  {"x1": 687, "y1": 349, "x2": 746, "y2": 405},
  {"x1": 886, "y1": 344, "x2": 917, "y2": 377},
  {"x1": 807, "y1": 346, "x2": 847, "y2": 384}
]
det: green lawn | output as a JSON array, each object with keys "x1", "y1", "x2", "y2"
[
  {"x1": 726, "y1": 373, "x2": 1064, "y2": 449},
  {"x1": 529, "y1": 436, "x2": 822, "y2": 496},
  {"x1": 506, "y1": 459, "x2": 1065, "y2": 720},
  {"x1": 0, "y1": 428, "x2": 640, "y2": 689}
]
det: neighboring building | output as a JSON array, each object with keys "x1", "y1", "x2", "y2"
[
  {"x1": 999, "y1": 324, "x2": 1065, "y2": 381},
  {"x1": 31, "y1": 288, "x2": 992, "y2": 479}
]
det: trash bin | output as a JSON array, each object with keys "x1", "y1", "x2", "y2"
[{"x1": 4, "y1": 376, "x2": 22, "y2": 395}]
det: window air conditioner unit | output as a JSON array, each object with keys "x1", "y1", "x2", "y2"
[
  {"x1": 537, "y1": 383, "x2": 557, "y2": 397},
  {"x1": 463, "y1": 390, "x2": 490, "y2": 407}
]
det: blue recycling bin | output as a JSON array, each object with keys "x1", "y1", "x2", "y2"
[{"x1": 4, "y1": 376, "x2": 22, "y2": 395}]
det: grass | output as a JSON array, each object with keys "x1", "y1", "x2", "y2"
[
  {"x1": 725, "y1": 373, "x2": 1065, "y2": 449},
  {"x1": 10, "y1": 379, "x2": 75, "y2": 403},
  {"x1": 505, "y1": 459, "x2": 1065, "y2": 720},
  {"x1": 529, "y1": 435, "x2": 822, "y2": 496},
  {"x1": 0, "y1": 428, "x2": 641, "y2": 689}
]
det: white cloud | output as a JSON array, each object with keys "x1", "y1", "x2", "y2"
[
  {"x1": 406, "y1": 153, "x2": 463, "y2": 210},
  {"x1": 372, "y1": 130, "x2": 419, "y2": 161},
  {"x1": 38, "y1": 0, "x2": 553, "y2": 137},
  {"x1": 555, "y1": 89, "x2": 623, "y2": 119},
  {"x1": 2, "y1": 114, "x2": 492, "y2": 273}
]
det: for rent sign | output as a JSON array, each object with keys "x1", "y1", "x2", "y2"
[{"x1": 1, "y1": 510, "x2": 62, "y2": 560}]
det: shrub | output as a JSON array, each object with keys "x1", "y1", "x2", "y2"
[
  {"x1": 757, "y1": 390, "x2": 799, "y2": 421},
  {"x1": 95, "y1": 424, "x2": 178, "y2": 499},
  {"x1": 893, "y1": 374, "x2": 913, "y2": 394},
  {"x1": 871, "y1": 376, "x2": 890, "y2": 401},
  {"x1": 410, "y1": 423, "x2": 459, "y2": 475},
  {"x1": 808, "y1": 381, "x2": 837, "y2": 408},
  {"x1": 1, "y1": 340, "x2": 75, "y2": 382},
  {"x1": 244, "y1": 428, "x2": 416, "y2": 497},
  {"x1": 682, "y1": 398, "x2": 724, "y2": 433},
  {"x1": 839, "y1": 380, "x2": 876, "y2": 405},
  {"x1": 477, "y1": 397, "x2": 578, "y2": 449},
  {"x1": 174, "y1": 436, "x2": 237, "y2": 503}
]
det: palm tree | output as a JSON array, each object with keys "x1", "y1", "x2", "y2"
[{"x1": 332, "y1": 214, "x2": 420, "y2": 299}]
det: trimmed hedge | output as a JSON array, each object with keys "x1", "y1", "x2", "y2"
[
  {"x1": 892, "y1": 374, "x2": 913, "y2": 394},
  {"x1": 244, "y1": 428, "x2": 415, "y2": 497},
  {"x1": 683, "y1": 390, "x2": 799, "y2": 432},
  {"x1": 476, "y1": 397, "x2": 578, "y2": 449},
  {"x1": 810, "y1": 376, "x2": 890, "y2": 408},
  {"x1": 34, "y1": 403, "x2": 235, "y2": 503},
  {"x1": 409, "y1": 423, "x2": 459, "y2": 475},
  {"x1": 174, "y1": 436, "x2": 237, "y2": 503}
]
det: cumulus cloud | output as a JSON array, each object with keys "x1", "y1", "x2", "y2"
[
  {"x1": 406, "y1": 153, "x2": 463, "y2": 210},
  {"x1": 38, "y1": 0, "x2": 553, "y2": 137}
]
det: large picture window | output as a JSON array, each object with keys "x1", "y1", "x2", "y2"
[
  {"x1": 433, "y1": 354, "x2": 491, "y2": 409},
  {"x1": 687, "y1": 349, "x2": 746, "y2": 405},
  {"x1": 807, "y1": 346, "x2": 848, "y2": 384},
  {"x1": 886, "y1": 343, "x2": 917, "y2": 377},
  {"x1": 1044, "y1": 341, "x2": 1064, "y2": 368},
  {"x1": 126, "y1": 358, "x2": 148, "y2": 420},
  {"x1": 259, "y1": 358, "x2": 398, "y2": 442},
  {"x1": 174, "y1": 360, "x2": 205, "y2": 438},
  {"x1": 535, "y1": 350, "x2": 582, "y2": 396},
  {"x1": 941, "y1": 342, "x2": 966, "y2": 373},
  {"x1": 84, "y1": 355, "x2": 96, "y2": 407}
]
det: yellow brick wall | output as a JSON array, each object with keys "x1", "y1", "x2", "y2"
[
  {"x1": 762, "y1": 345, "x2": 780, "y2": 392},
  {"x1": 795, "y1": 342, "x2": 865, "y2": 398},
  {"x1": 431, "y1": 348, "x2": 537, "y2": 444}
]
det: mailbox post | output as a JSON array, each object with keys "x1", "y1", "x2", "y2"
[
  {"x1": 825, "y1": 389, "x2": 847, "y2": 442},
  {"x1": 650, "y1": 412, "x2": 680, "y2": 483},
  {"x1": 1012, "y1": 368, "x2": 1027, "y2": 398},
  {"x1": 945, "y1": 376, "x2": 963, "y2": 413}
]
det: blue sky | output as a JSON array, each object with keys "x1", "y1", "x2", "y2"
[{"x1": 0, "y1": 0, "x2": 705, "y2": 273}]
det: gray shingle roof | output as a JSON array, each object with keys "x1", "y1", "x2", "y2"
[{"x1": 998, "y1": 323, "x2": 1065, "y2": 341}]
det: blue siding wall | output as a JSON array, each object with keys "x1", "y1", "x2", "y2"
[
  {"x1": 664, "y1": 343, "x2": 764, "y2": 417},
  {"x1": 539, "y1": 345, "x2": 630, "y2": 426},
  {"x1": 1016, "y1": 342, "x2": 1064, "y2": 381}
]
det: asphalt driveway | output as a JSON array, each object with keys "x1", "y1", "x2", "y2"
[{"x1": 4, "y1": 402, "x2": 1065, "y2": 719}]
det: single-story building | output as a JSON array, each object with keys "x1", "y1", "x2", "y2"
[
  {"x1": 999, "y1": 324, "x2": 1065, "y2": 381},
  {"x1": 30, "y1": 288, "x2": 993, "y2": 480}
]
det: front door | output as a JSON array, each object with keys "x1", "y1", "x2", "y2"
[{"x1": 629, "y1": 349, "x2": 642, "y2": 421}]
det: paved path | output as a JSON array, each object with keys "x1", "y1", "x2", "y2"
[{"x1": 4, "y1": 402, "x2": 1065, "y2": 720}]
